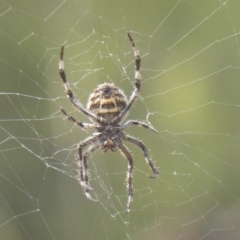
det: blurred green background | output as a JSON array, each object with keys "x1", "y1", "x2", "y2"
[{"x1": 1, "y1": 0, "x2": 240, "y2": 239}]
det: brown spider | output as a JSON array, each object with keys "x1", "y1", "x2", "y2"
[{"x1": 59, "y1": 33, "x2": 159, "y2": 213}]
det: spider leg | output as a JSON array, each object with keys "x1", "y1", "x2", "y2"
[
  {"x1": 118, "y1": 143, "x2": 134, "y2": 213},
  {"x1": 127, "y1": 32, "x2": 141, "y2": 91},
  {"x1": 123, "y1": 134, "x2": 159, "y2": 178},
  {"x1": 61, "y1": 108, "x2": 99, "y2": 130},
  {"x1": 78, "y1": 136, "x2": 99, "y2": 202},
  {"x1": 82, "y1": 144, "x2": 100, "y2": 202},
  {"x1": 122, "y1": 120, "x2": 158, "y2": 133},
  {"x1": 59, "y1": 46, "x2": 105, "y2": 124},
  {"x1": 111, "y1": 33, "x2": 141, "y2": 125}
]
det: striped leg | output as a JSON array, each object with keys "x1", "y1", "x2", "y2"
[
  {"x1": 119, "y1": 143, "x2": 134, "y2": 213},
  {"x1": 59, "y1": 46, "x2": 105, "y2": 124},
  {"x1": 123, "y1": 134, "x2": 159, "y2": 178},
  {"x1": 111, "y1": 33, "x2": 141, "y2": 125},
  {"x1": 77, "y1": 137, "x2": 98, "y2": 202},
  {"x1": 122, "y1": 120, "x2": 158, "y2": 133}
]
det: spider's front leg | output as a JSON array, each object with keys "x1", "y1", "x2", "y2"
[
  {"x1": 59, "y1": 46, "x2": 105, "y2": 124},
  {"x1": 77, "y1": 137, "x2": 99, "y2": 202},
  {"x1": 127, "y1": 32, "x2": 141, "y2": 91},
  {"x1": 119, "y1": 143, "x2": 134, "y2": 213},
  {"x1": 111, "y1": 32, "x2": 141, "y2": 125},
  {"x1": 59, "y1": 46, "x2": 74, "y2": 100}
]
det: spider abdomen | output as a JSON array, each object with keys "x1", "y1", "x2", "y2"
[{"x1": 87, "y1": 83, "x2": 127, "y2": 120}]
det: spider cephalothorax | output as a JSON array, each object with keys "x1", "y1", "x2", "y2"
[{"x1": 59, "y1": 33, "x2": 159, "y2": 213}]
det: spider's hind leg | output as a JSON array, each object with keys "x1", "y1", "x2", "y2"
[
  {"x1": 119, "y1": 143, "x2": 134, "y2": 213},
  {"x1": 77, "y1": 137, "x2": 99, "y2": 202},
  {"x1": 123, "y1": 135, "x2": 159, "y2": 178}
]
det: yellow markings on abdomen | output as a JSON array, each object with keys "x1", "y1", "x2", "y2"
[
  {"x1": 100, "y1": 97, "x2": 120, "y2": 114},
  {"x1": 87, "y1": 83, "x2": 127, "y2": 118}
]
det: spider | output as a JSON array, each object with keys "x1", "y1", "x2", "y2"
[{"x1": 59, "y1": 32, "x2": 159, "y2": 213}]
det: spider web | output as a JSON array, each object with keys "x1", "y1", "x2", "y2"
[{"x1": 1, "y1": 0, "x2": 240, "y2": 239}]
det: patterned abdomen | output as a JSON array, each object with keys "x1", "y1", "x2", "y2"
[{"x1": 87, "y1": 83, "x2": 127, "y2": 120}]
